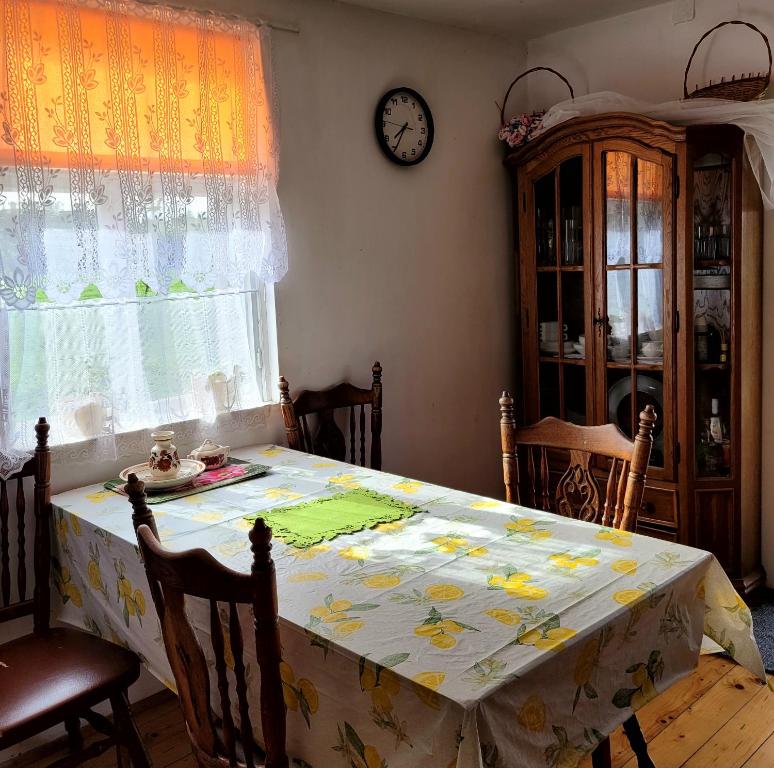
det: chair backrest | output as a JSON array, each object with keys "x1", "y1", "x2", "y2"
[
  {"x1": 279, "y1": 361, "x2": 383, "y2": 470},
  {"x1": 499, "y1": 392, "x2": 656, "y2": 532},
  {"x1": 0, "y1": 418, "x2": 51, "y2": 631},
  {"x1": 126, "y1": 475, "x2": 287, "y2": 768}
]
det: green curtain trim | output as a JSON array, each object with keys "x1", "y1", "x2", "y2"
[{"x1": 244, "y1": 488, "x2": 425, "y2": 548}]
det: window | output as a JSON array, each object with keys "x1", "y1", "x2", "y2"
[{"x1": 0, "y1": 0, "x2": 285, "y2": 458}]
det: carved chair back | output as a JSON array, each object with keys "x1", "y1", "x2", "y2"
[
  {"x1": 279, "y1": 362, "x2": 383, "y2": 470},
  {"x1": 126, "y1": 475, "x2": 287, "y2": 768},
  {"x1": 499, "y1": 392, "x2": 657, "y2": 532},
  {"x1": 0, "y1": 418, "x2": 51, "y2": 631}
]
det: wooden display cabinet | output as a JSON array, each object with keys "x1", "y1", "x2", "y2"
[{"x1": 506, "y1": 114, "x2": 763, "y2": 592}]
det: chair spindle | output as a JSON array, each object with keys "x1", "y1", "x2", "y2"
[
  {"x1": 1, "y1": 481, "x2": 9, "y2": 607},
  {"x1": 349, "y1": 407, "x2": 356, "y2": 464},
  {"x1": 209, "y1": 600, "x2": 237, "y2": 766},
  {"x1": 603, "y1": 458, "x2": 617, "y2": 527},
  {"x1": 16, "y1": 479, "x2": 25, "y2": 602},
  {"x1": 539, "y1": 447, "x2": 551, "y2": 511},
  {"x1": 229, "y1": 601, "x2": 255, "y2": 768},
  {"x1": 614, "y1": 460, "x2": 629, "y2": 529},
  {"x1": 359, "y1": 404, "x2": 366, "y2": 466},
  {"x1": 300, "y1": 415, "x2": 311, "y2": 454},
  {"x1": 527, "y1": 447, "x2": 537, "y2": 508}
]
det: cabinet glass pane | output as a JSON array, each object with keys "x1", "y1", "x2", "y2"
[
  {"x1": 693, "y1": 153, "x2": 731, "y2": 266},
  {"x1": 607, "y1": 270, "x2": 631, "y2": 362},
  {"x1": 535, "y1": 171, "x2": 556, "y2": 267},
  {"x1": 560, "y1": 156, "x2": 583, "y2": 266},
  {"x1": 537, "y1": 273, "x2": 560, "y2": 356},
  {"x1": 539, "y1": 363, "x2": 560, "y2": 418},
  {"x1": 637, "y1": 159, "x2": 663, "y2": 264},
  {"x1": 696, "y1": 367, "x2": 731, "y2": 477},
  {"x1": 605, "y1": 152, "x2": 632, "y2": 266},
  {"x1": 564, "y1": 366, "x2": 586, "y2": 424},
  {"x1": 607, "y1": 369, "x2": 633, "y2": 437},
  {"x1": 607, "y1": 371, "x2": 664, "y2": 467},
  {"x1": 637, "y1": 372, "x2": 664, "y2": 467},
  {"x1": 562, "y1": 272, "x2": 585, "y2": 359},
  {"x1": 637, "y1": 270, "x2": 663, "y2": 362}
]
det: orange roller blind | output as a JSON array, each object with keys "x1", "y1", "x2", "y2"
[{"x1": 0, "y1": 0, "x2": 270, "y2": 173}]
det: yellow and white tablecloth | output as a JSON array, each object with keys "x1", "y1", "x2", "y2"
[{"x1": 51, "y1": 445, "x2": 765, "y2": 768}]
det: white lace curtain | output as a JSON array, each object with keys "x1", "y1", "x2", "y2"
[{"x1": 0, "y1": 0, "x2": 286, "y2": 478}]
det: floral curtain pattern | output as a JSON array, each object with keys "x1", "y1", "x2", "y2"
[{"x1": 0, "y1": 0, "x2": 286, "y2": 308}]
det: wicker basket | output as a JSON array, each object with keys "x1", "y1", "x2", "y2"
[
  {"x1": 684, "y1": 20, "x2": 771, "y2": 101},
  {"x1": 498, "y1": 67, "x2": 574, "y2": 149}
]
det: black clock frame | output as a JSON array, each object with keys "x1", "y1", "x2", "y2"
[{"x1": 374, "y1": 86, "x2": 434, "y2": 166}]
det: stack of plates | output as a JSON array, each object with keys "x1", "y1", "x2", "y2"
[
  {"x1": 608, "y1": 344, "x2": 631, "y2": 361},
  {"x1": 540, "y1": 341, "x2": 575, "y2": 355}
]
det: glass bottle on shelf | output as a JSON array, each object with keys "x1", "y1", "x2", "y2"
[{"x1": 709, "y1": 398, "x2": 724, "y2": 443}]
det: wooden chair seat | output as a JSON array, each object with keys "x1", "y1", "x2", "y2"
[{"x1": 0, "y1": 627, "x2": 141, "y2": 746}]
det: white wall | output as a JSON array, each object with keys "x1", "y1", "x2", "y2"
[
  {"x1": 526, "y1": 0, "x2": 774, "y2": 584},
  {"x1": 268, "y1": 0, "x2": 523, "y2": 498}
]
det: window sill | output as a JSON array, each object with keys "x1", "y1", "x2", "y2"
[{"x1": 49, "y1": 402, "x2": 282, "y2": 493}]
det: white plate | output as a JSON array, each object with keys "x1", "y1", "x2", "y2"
[
  {"x1": 119, "y1": 459, "x2": 207, "y2": 491},
  {"x1": 638, "y1": 356, "x2": 663, "y2": 365}
]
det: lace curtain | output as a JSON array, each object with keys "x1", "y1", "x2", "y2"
[{"x1": 0, "y1": 0, "x2": 286, "y2": 478}]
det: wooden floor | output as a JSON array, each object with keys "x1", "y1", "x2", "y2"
[{"x1": 11, "y1": 655, "x2": 774, "y2": 768}]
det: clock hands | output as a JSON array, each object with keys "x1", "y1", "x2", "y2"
[
  {"x1": 392, "y1": 122, "x2": 409, "y2": 152},
  {"x1": 384, "y1": 119, "x2": 414, "y2": 131}
]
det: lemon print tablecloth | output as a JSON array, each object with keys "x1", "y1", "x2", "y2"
[{"x1": 51, "y1": 446, "x2": 765, "y2": 768}]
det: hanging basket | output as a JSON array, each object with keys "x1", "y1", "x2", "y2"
[
  {"x1": 498, "y1": 67, "x2": 574, "y2": 149},
  {"x1": 683, "y1": 20, "x2": 771, "y2": 101}
]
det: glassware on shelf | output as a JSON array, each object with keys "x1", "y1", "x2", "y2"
[
  {"x1": 561, "y1": 206, "x2": 582, "y2": 265},
  {"x1": 717, "y1": 224, "x2": 730, "y2": 261}
]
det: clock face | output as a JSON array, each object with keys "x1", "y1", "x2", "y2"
[{"x1": 374, "y1": 87, "x2": 434, "y2": 166}]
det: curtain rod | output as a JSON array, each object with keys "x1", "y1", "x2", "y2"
[{"x1": 135, "y1": 0, "x2": 300, "y2": 34}]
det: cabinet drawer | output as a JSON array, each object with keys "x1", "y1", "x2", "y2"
[
  {"x1": 636, "y1": 522, "x2": 678, "y2": 542},
  {"x1": 641, "y1": 487, "x2": 678, "y2": 528}
]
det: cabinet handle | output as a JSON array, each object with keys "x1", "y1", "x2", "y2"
[{"x1": 593, "y1": 310, "x2": 609, "y2": 333}]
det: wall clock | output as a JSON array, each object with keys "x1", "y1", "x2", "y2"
[{"x1": 374, "y1": 87, "x2": 434, "y2": 166}]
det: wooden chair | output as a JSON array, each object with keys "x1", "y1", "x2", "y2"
[
  {"x1": 0, "y1": 418, "x2": 151, "y2": 767},
  {"x1": 126, "y1": 474, "x2": 288, "y2": 768},
  {"x1": 279, "y1": 362, "x2": 383, "y2": 469},
  {"x1": 499, "y1": 393, "x2": 657, "y2": 768}
]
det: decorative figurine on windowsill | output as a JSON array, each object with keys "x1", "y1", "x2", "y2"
[{"x1": 207, "y1": 365, "x2": 244, "y2": 414}]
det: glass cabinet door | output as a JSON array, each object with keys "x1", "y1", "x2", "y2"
[
  {"x1": 523, "y1": 148, "x2": 591, "y2": 425},
  {"x1": 596, "y1": 147, "x2": 674, "y2": 473}
]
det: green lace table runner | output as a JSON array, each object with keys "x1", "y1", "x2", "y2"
[{"x1": 244, "y1": 488, "x2": 424, "y2": 547}]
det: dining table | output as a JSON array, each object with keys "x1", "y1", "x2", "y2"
[{"x1": 50, "y1": 444, "x2": 766, "y2": 768}]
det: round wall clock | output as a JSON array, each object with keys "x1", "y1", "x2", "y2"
[{"x1": 374, "y1": 87, "x2": 434, "y2": 166}]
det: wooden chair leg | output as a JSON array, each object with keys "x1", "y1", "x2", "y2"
[
  {"x1": 110, "y1": 691, "x2": 152, "y2": 768},
  {"x1": 64, "y1": 716, "x2": 83, "y2": 753},
  {"x1": 622, "y1": 714, "x2": 655, "y2": 768},
  {"x1": 591, "y1": 736, "x2": 612, "y2": 768}
]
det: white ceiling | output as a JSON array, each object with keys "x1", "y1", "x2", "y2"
[{"x1": 335, "y1": 0, "x2": 664, "y2": 40}]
